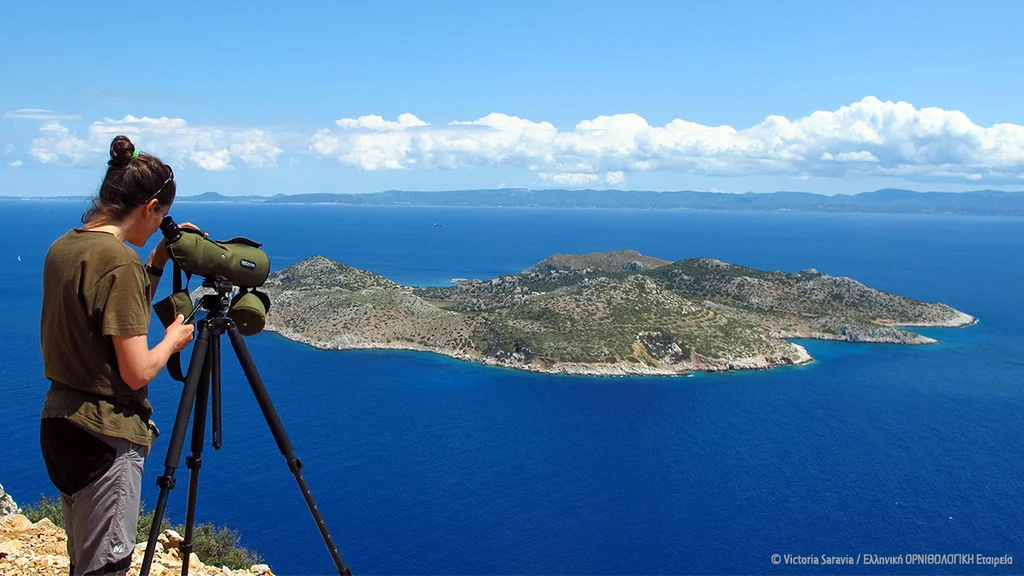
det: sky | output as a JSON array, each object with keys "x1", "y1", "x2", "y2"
[{"x1": 2, "y1": 0, "x2": 1023, "y2": 197}]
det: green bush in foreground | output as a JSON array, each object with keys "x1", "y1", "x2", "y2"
[
  {"x1": 21, "y1": 493, "x2": 63, "y2": 527},
  {"x1": 181, "y1": 523, "x2": 263, "y2": 569},
  {"x1": 23, "y1": 494, "x2": 262, "y2": 570}
]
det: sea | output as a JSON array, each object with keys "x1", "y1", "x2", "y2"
[{"x1": 1, "y1": 200, "x2": 1022, "y2": 575}]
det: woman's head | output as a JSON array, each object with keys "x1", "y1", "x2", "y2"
[{"x1": 83, "y1": 135, "x2": 176, "y2": 225}]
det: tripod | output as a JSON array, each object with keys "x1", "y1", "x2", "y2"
[{"x1": 140, "y1": 277, "x2": 351, "y2": 576}]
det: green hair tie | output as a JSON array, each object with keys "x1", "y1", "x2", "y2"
[{"x1": 131, "y1": 150, "x2": 140, "y2": 159}]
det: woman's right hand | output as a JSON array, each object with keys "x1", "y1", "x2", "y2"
[{"x1": 165, "y1": 314, "x2": 195, "y2": 353}]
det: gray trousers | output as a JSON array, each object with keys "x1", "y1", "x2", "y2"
[{"x1": 44, "y1": 422, "x2": 148, "y2": 576}]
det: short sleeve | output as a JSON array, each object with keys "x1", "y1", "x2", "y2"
[{"x1": 97, "y1": 264, "x2": 151, "y2": 336}]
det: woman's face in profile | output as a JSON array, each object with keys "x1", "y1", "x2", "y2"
[{"x1": 128, "y1": 200, "x2": 172, "y2": 247}]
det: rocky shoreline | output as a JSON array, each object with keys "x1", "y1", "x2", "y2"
[
  {"x1": 772, "y1": 312, "x2": 978, "y2": 345},
  {"x1": 265, "y1": 312, "x2": 979, "y2": 376},
  {"x1": 266, "y1": 324, "x2": 815, "y2": 376},
  {"x1": 876, "y1": 310, "x2": 978, "y2": 328}
]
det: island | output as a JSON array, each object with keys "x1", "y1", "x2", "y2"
[{"x1": 260, "y1": 250, "x2": 975, "y2": 376}]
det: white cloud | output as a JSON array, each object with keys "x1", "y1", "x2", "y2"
[
  {"x1": 821, "y1": 151, "x2": 880, "y2": 162},
  {"x1": 191, "y1": 150, "x2": 232, "y2": 171},
  {"x1": 8, "y1": 159, "x2": 24, "y2": 168},
  {"x1": 335, "y1": 113, "x2": 428, "y2": 131},
  {"x1": 606, "y1": 171, "x2": 627, "y2": 186},
  {"x1": 309, "y1": 98, "x2": 1024, "y2": 185},
  {"x1": 3, "y1": 144, "x2": 13, "y2": 155},
  {"x1": 5, "y1": 108, "x2": 81, "y2": 120},
  {"x1": 17, "y1": 98, "x2": 1024, "y2": 184},
  {"x1": 31, "y1": 122, "x2": 94, "y2": 164},
  {"x1": 539, "y1": 172, "x2": 601, "y2": 186},
  {"x1": 29, "y1": 116, "x2": 283, "y2": 170}
]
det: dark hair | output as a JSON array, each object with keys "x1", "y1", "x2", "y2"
[{"x1": 82, "y1": 135, "x2": 177, "y2": 223}]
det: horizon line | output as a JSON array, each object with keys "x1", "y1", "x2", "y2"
[{"x1": 3, "y1": 187, "x2": 1024, "y2": 200}]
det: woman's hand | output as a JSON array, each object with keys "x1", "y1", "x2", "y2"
[
  {"x1": 165, "y1": 314, "x2": 195, "y2": 353},
  {"x1": 148, "y1": 221, "x2": 207, "y2": 268}
]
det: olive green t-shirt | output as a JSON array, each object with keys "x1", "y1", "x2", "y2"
[{"x1": 40, "y1": 229, "x2": 155, "y2": 447}]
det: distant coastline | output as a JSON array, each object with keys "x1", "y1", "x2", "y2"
[{"x1": 3, "y1": 188, "x2": 1023, "y2": 217}]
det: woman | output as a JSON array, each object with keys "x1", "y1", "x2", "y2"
[{"x1": 40, "y1": 135, "x2": 196, "y2": 576}]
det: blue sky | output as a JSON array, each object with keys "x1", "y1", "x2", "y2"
[{"x1": 2, "y1": 0, "x2": 1022, "y2": 197}]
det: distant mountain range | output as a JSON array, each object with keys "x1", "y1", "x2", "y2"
[
  {"x1": 175, "y1": 189, "x2": 1024, "y2": 216},
  {"x1": 6, "y1": 189, "x2": 1023, "y2": 216}
]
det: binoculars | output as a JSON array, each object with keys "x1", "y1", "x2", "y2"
[{"x1": 154, "y1": 217, "x2": 272, "y2": 336}]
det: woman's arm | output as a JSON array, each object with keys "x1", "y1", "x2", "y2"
[
  {"x1": 145, "y1": 252, "x2": 168, "y2": 300},
  {"x1": 113, "y1": 316, "x2": 194, "y2": 390},
  {"x1": 118, "y1": 220, "x2": 203, "y2": 388}
]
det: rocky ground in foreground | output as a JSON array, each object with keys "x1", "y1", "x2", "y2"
[
  {"x1": 261, "y1": 251, "x2": 975, "y2": 376},
  {"x1": 0, "y1": 483, "x2": 274, "y2": 576},
  {"x1": 0, "y1": 514, "x2": 274, "y2": 576}
]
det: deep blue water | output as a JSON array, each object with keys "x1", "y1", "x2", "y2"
[{"x1": 1, "y1": 200, "x2": 1022, "y2": 575}]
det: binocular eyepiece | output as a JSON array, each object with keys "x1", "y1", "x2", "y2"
[{"x1": 160, "y1": 215, "x2": 183, "y2": 244}]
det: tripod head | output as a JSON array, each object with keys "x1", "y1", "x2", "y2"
[
  {"x1": 162, "y1": 276, "x2": 271, "y2": 338},
  {"x1": 192, "y1": 277, "x2": 234, "y2": 320}
]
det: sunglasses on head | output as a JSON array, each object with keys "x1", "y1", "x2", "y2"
[{"x1": 145, "y1": 165, "x2": 174, "y2": 204}]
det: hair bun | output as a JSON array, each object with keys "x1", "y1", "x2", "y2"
[{"x1": 108, "y1": 135, "x2": 136, "y2": 167}]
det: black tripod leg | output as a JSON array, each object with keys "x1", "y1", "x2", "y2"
[
  {"x1": 180, "y1": 341, "x2": 214, "y2": 576},
  {"x1": 226, "y1": 325, "x2": 352, "y2": 576},
  {"x1": 211, "y1": 334, "x2": 223, "y2": 449},
  {"x1": 141, "y1": 324, "x2": 212, "y2": 576}
]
